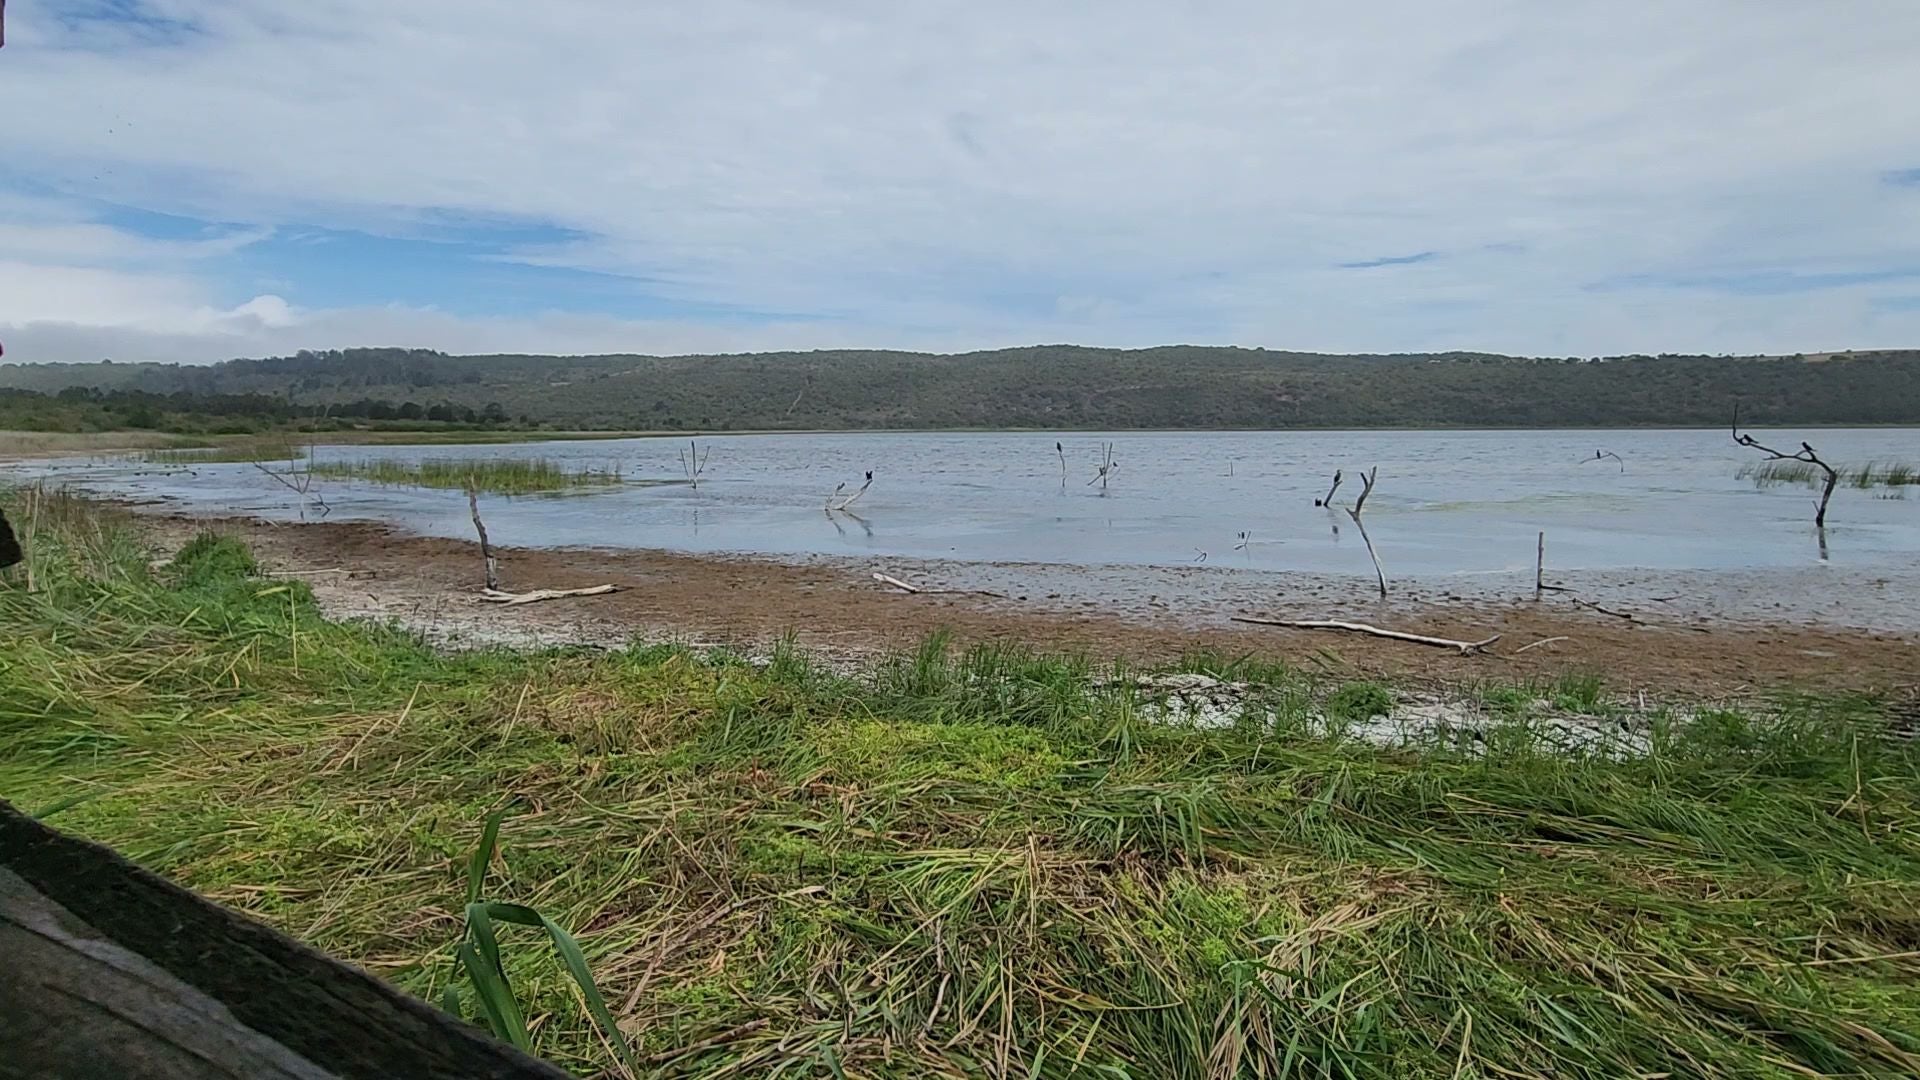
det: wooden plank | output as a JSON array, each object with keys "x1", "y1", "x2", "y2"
[{"x1": 0, "y1": 800, "x2": 570, "y2": 1080}]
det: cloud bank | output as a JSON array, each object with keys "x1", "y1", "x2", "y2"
[{"x1": 3, "y1": 1, "x2": 1919, "y2": 363}]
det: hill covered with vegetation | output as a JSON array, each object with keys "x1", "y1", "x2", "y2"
[{"x1": 4, "y1": 346, "x2": 1918, "y2": 430}]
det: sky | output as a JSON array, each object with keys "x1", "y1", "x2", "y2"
[{"x1": 2, "y1": 1, "x2": 1919, "y2": 364}]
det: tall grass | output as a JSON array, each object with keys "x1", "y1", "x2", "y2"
[
  {"x1": 143, "y1": 441, "x2": 310, "y2": 465},
  {"x1": 307, "y1": 457, "x2": 622, "y2": 494},
  {"x1": 0, "y1": 430, "x2": 209, "y2": 456},
  {"x1": 1740, "y1": 458, "x2": 1920, "y2": 489},
  {"x1": 4, "y1": 496, "x2": 1920, "y2": 1076}
]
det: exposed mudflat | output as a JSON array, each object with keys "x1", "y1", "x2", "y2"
[{"x1": 133, "y1": 510, "x2": 1918, "y2": 695}]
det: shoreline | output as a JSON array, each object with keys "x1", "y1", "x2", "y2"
[{"x1": 122, "y1": 502, "x2": 1919, "y2": 694}]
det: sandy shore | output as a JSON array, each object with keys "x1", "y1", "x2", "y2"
[{"x1": 124, "y1": 508, "x2": 1918, "y2": 696}]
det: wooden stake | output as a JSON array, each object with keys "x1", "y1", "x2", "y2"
[{"x1": 1535, "y1": 531, "x2": 1545, "y2": 601}]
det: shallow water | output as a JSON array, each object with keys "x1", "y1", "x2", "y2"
[{"x1": 18, "y1": 428, "x2": 1918, "y2": 579}]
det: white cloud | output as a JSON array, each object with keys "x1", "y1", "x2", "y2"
[{"x1": 2, "y1": 0, "x2": 1919, "y2": 362}]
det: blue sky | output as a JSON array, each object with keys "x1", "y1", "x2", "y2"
[{"x1": 2, "y1": 1, "x2": 1919, "y2": 363}]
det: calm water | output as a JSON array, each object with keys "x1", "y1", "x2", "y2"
[{"x1": 17, "y1": 429, "x2": 1920, "y2": 580}]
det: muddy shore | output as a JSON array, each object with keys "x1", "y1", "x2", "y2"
[{"x1": 126, "y1": 508, "x2": 1917, "y2": 695}]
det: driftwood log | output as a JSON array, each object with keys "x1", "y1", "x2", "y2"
[
  {"x1": 0, "y1": 799, "x2": 568, "y2": 1079},
  {"x1": 479, "y1": 585, "x2": 618, "y2": 606},
  {"x1": 1232, "y1": 616, "x2": 1499, "y2": 655}
]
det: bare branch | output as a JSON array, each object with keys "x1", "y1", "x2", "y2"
[
  {"x1": 1087, "y1": 443, "x2": 1117, "y2": 491},
  {"x1": 249, "y1": 454, "x2": 328, "y2": 521},
  {"x1": 1731, "y1": 407, "x2": 1838, "y2": 527},
  {"x1": 1513, "y1": 636, "x2": 1570, "y2": 654},
  {"x1": 1348, "y1": 466, "x2": 1377, "y2": 517},
  {"x1": 479, "y1": 584, "x2": 616, "y2": 605},
  {"x1": 680, "y1": 439, "x2": 711, "y2": 489},
  {"x1": 1344, "y1": 467, "x2": 1385, "y2": 598},
  {"x1": 828, "y1": 471, "x2": 873, "y2": 512},
  {"x1": 1231, "y1": 616, "x2": 1499, "y2": 655},
  {"x1": 1315, "y1": 470, "x2": 1343, "y2": 507},
  {"x1": 870, "y1": 571, "x2": 1007, "y2": 598},
  {"x1": 465, "y1": 482, "x2": 499, "y2": 591}
]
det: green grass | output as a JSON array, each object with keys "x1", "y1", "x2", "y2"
[
  {"x1": 1740, "y1": 459, "x2": 1920, "y2": 490},
  {"x1": 307, "y1": 457, "x2": 623, "y2": 494},
  {"x1": 143, "y1": 440, "x2": 311, "y2": 465},
  {"x1": 4, "y1": 494, "x2": 1920, "y2": 1077},
  {"x1": 1326, "y1": 680, "x2": 1393, "y2": 722}
]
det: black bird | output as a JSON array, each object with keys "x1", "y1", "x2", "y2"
[{"x1": 0, "y1": 507, "x2": 20, "y2": 569}]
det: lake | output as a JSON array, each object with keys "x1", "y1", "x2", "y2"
[{"x1": 13, "y1": 428, "x2": 1920, "y2": 628}]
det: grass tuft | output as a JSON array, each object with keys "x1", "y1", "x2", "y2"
[
  {"x1": 1327, "y1": 680, "x2": 1394, "y2": 722},
  {"x1": 169, "y1": 531, "x2": 259, "y2": 588},
  {"x1": 1740, "y1": 459, "x2": 1920, "y2": 490},
  {"x1": 307, "y1": 457, "x2": 622, "y2": 494}
]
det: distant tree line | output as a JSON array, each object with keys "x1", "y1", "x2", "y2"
[
  {"x1": 0, "y1": 386, "x2": 522, "y2": 436},
  {"x1": 4, "y1": 346, "x2": 1918, "y2": 430}
]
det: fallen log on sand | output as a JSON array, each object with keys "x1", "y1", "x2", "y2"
[
  {"x1": 1231, "y1": 616, "x2": 1500, "y2": 655},
  {"x1": 480, "y1": 585, "x2": 618, "y2": 606}
]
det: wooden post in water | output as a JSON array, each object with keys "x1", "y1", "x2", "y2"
[{"x1": 1535, "y1": 531, "x2": 1545, "y2": 601}]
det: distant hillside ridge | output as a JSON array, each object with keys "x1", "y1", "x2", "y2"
[{"x1": 3, "y1": 345, "x2": 1917, "y2": 430}]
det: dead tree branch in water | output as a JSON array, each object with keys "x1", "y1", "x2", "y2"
[
  {"x1": 1087, "y1": 443, "x2": 1117, "y2": 492},
  {"x1": 826, "y1": 471, "x2": 873, "y2": 513},
  {"x1": 1581, "y1": 450, "x2": 1624, "y2": 473},
  {"x1": 1315, "y1": 470, "x2": 1343, "y2": 507},
  {"x1": 250, "y1": 446, "x2": 329, "y2": 521},
  {"x1": 679, "y1": 439, "x2": 711, "y2": 490},
  {"x1": 1345, "y1": 466, "x2": 1386, "y2": 598},
  {"x1": 1731, "y1": 407, "x2": 1839, "y2": 527},
  {"x1": 1056, "y1": 441, "x2": 1066, "y2": 490},
  {"x1": 1535, "y1": 531, "x2": 1545, "y2": 601}
]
